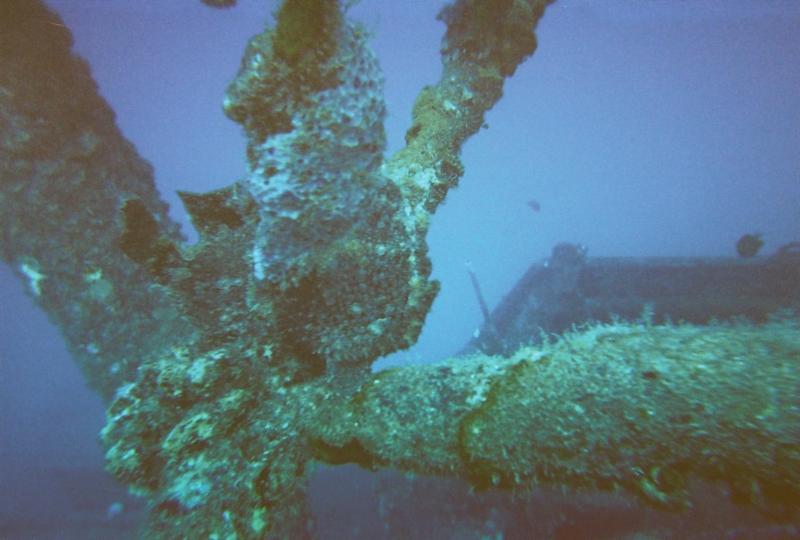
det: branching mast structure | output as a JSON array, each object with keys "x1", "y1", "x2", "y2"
[{"x1": 1, "y1": 1, "x2": 798, "y2": 538}]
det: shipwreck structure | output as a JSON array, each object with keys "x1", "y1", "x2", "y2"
[
  {"x1": 463, "y1": 242, "x2": 800, "y2": 356},
  {"x1": 1, "y1": 1, "x2": 798, "y2": 538}
]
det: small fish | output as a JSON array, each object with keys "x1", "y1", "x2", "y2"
[
  {"x1": 201, "y1": 0, "x2": 237, "y2": 7},
  {"x1": 736, "y1": 233, "x2": 763, "y2": 258},
  {"x1": 527, "y1": 199, "x2": 540, "y2": 213}
]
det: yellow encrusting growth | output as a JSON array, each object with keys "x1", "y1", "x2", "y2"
[{"x1": 273, "y1": 0, "x2": 340, "y2": 65}]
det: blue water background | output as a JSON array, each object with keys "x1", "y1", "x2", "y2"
[{"x1": 1, "y1": 1, "x2": 799, "y2": 537}]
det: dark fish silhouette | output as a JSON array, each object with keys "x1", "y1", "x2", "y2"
[
  {"x1": 527, "y1": 199, "x2": 540, "y2": 213},
  {"x1": 736, "y1": 233, "x2": 764, "y2": 258},
  {"x1": 202, "y1": 0, "x2": 237, "y2": 7}
]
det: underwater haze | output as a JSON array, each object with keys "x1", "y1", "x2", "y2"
[{"x1": 1, "y1": 0, "x2": 799, "y2": 538}]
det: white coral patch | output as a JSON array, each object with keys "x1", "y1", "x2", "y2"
[{"x1": 20, "y1": 261, "x2": 45, "y2": 296}]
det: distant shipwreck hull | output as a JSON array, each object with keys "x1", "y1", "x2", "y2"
[{"x1": 462, "y1": 243, "x2": 800, "y2": 356}]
